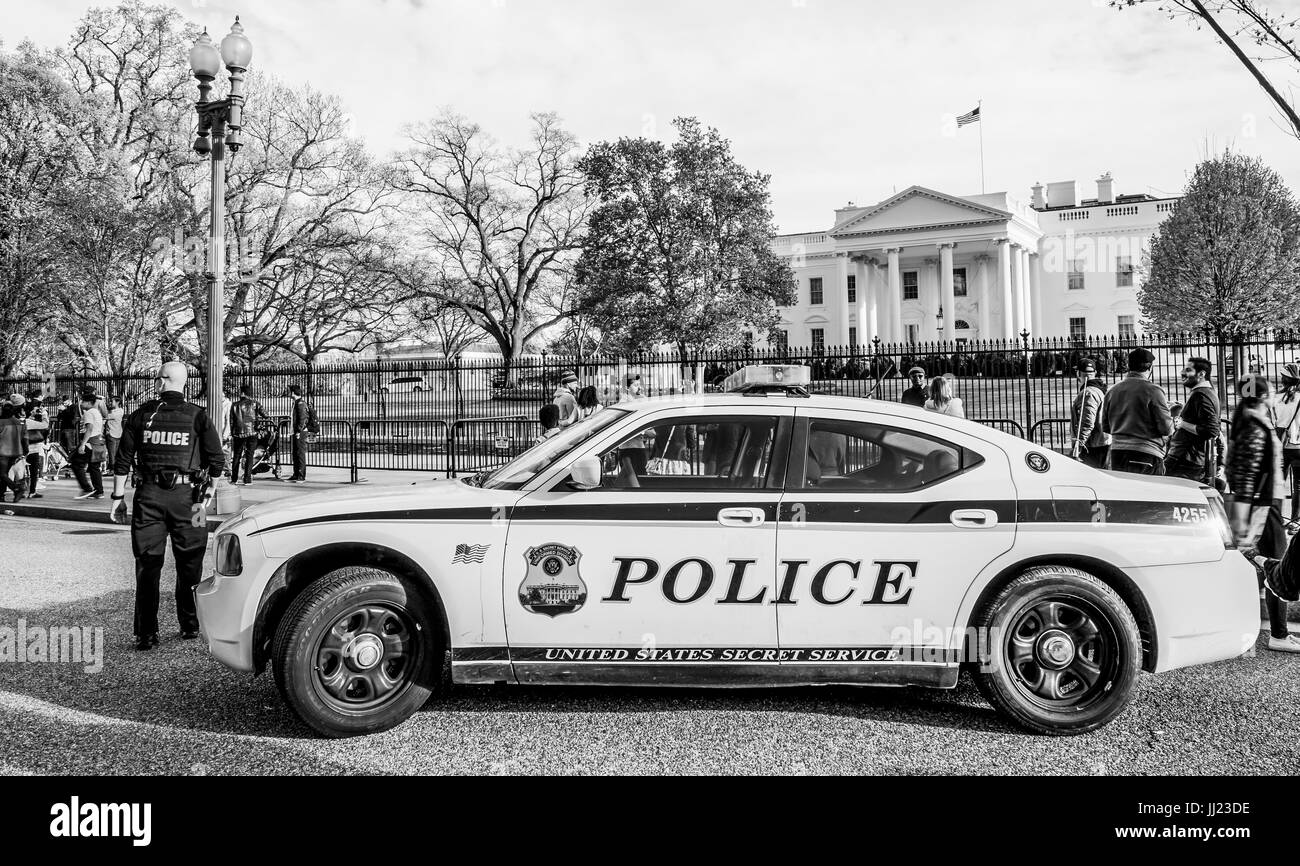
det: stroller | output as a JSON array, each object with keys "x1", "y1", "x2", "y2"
[{"x1": 249, "y1": 418, "x2": 282, "y2": 478}]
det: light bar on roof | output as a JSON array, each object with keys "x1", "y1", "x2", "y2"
[{"x1": 722, "y1": 364, "x2": 811, "y2": 393}]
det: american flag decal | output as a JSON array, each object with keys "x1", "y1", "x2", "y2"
[{"x1": 453, "y1": 543, "x2": 489, "y2": 564}]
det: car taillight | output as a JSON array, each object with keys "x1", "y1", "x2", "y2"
[
  {"x1": 1204, "y1": 493, "x2": 1234, "y2": 549},
  {"x1": 216, "y1": 533, "x2": 243, "y2": 575}
]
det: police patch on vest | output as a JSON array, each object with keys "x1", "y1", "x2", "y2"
[
  {"x1": 143, "y1": 430, "x2": 191, "y2": 446},
  {"x1": 519, "y1": 543, "x2": 587, "y2": 617}
]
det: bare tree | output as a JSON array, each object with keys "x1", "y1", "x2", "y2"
[
  {"x1": 394, "y1": 111, "x2": 589, "y2": 375},
  {"x1": 1114, "y1": 0, "x2": 1300, "y2": 139}
]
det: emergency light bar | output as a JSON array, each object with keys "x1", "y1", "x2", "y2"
[{"x1": 722, "y1": 364, "x2": 812, "y2": 395}]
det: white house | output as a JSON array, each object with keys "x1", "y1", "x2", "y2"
[{"x1": 768, "y1": 174, "x2": 1177, "y2": 348}]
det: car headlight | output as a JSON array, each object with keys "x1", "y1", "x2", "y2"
[{"x1": 215, "y1": 533, "x2": 243, "y2": 575}]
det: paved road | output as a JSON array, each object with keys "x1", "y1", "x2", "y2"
[{"x1": 0, "y1": 514, "x2": 1295, "y2": 776}]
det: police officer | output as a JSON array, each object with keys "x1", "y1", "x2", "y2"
[{"x1": 109, "y1": 362, "x2": 225, "y2": 651}]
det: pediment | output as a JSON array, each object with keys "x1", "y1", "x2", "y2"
[{"x1": 830, "y1": 186, "x2": 1012, "y2": 237}]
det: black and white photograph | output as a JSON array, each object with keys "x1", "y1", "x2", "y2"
[{"x1": 1, "y1": 0, "x2": 1299, "y2": 843}]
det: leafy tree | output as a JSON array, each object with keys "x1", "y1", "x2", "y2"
[
  {"x1": 394, "y1": 111, "x2": 589, "y2": 373},
  {"x1": 1113, "y1": 0, "x2": 1300, "y2": 139},
  {"x1": 1139, "y1": 150, "x2": 1300, "y2": 336},
  {"x1": 576, "y1": 117, "x2": 794, "y2": 358}
]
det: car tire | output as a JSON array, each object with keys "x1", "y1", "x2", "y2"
[
  {"x1": 972, "y1": 566, "x2": 1141, "y2": 736},
  {"x1": 272, "y1": 567, "x2": 441, "y2": 738}
]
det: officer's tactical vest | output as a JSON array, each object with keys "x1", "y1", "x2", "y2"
[{"x1": 139, "y1": 401, "x2": 201, "y2": 471}]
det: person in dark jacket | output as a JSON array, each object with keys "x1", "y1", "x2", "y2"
[
  {"x1": 228, "y1": 384, "x2": 269, "y2": 485},
  {"x1": 1226, "y1": 377, "x2": 1299, "y2": 652},
  {"x1": 900, "y1": 366, "x2": 927, "y2": 407},
  {"x1": 1070, "y1": 359, "x2": 1111, "y2": 469},
  {"x1": 288, "y1": 383, "x2": 309, "y2": 483},
  {"x1": 1100, "y1": 348, "x2": 1174, "y2": 475},
  {"x1": 1165, "y1": 357, "x2": 1222, "y2": 482},
  {"x1": 0, "y1": 395, "x2": 28, "y2": 503}
]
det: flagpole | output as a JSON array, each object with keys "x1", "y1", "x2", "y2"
[{"x1": 978, "y1": 99, "x2": 985, "y2": 194}]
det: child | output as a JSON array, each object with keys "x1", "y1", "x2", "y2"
[{"x1": 536, "y1": 403, "x2": 561, "y2": 444}]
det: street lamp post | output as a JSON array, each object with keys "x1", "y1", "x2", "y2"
[{"x1": 189, "y1": 17, "x2": 252, "y2": 413}]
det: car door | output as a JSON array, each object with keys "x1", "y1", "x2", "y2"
[
  {"x1": 502, "y1": 406, "x2": 793, "y2": 685},
  {"x1": 774, "y1": 407, "x2": 1017, "y2": 685}
]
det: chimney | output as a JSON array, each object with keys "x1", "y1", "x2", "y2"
[
  {"x1": 1096, "y1": 172, "x2": 1115, "y2": 205},
  {"x1": 1031, "y1": 182, "x2": 1045, "y2": 210},
  {"x1": 1046, "y1": 180, "x2": 1078, "y2": 209}
]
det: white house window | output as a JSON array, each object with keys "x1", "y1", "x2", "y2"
[
  {"x1": 1116, "y1": 256, "x2": 1134, "y2": 288},
  {"x1": 954, "y1": 319, "x2": 971, "y2": 330},
  {"x1": 953, "y1": 268, "x2": 968, "y2": 297},
  {"x1": 770, "y1": 329, "x2": 788, "y2": 353},
  {"x1": 847, "y1": 274, "x2": 856, "y2": 304},
  {"x1": 809, "y1": 277, "x2": 824, "y2": 306},
  {"x1": 1118, "y1": 315, "x2": 1136, "y2": 340},
  {"x1": 849, "y1": 326, "x2": 857, "y2": 346},
  {"x1": 903, "y1": 271, "x2": 918, "y2": 300},
  {"x1": 810, "y1": 328, "x2": 825, "y2": 354},
  {"x1": 1068, "y1": 259, "x2": 1085, "y2": 291},
  {"x1": 905, "y1": 323, "x2": 919, "y2": 344},
  {"x1": 1069, "y1": 316, "x2": 1087, "y2": 343}
]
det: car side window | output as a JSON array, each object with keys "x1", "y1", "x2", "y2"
[
  {"x1": 803, "y1": 418, "x2": 978, "y2": 491},
  {"x1": 597, "y1": 416, "x2": 781, "y2": 491}
]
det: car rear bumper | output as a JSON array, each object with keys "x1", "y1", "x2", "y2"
[{"x1": 1135, "y1": 553, "x2": 1260, "y2": 673}]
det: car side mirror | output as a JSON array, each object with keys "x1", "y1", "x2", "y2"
[{"x1": 567, "y1": 455, "x2": 602, "y2": 491}]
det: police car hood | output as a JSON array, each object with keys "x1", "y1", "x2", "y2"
[{"x1": 236, "y1": 477, "x2": 486, "y2": 530}]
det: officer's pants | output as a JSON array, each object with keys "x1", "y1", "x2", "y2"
[{"x1": 131, "y1": 481, "x2": 207, "y2": 637}]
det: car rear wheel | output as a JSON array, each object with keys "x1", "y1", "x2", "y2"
[
  {"x1": 273, "y1": 567, "x2": 441, "y2": 737},
  {"x1": 972, "y1": 566, "x2": 1141, "y2": 735}
]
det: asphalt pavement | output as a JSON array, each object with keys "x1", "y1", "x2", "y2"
[{"x1": 0, "y1": 513, "x2": 1297, "y2": 776}]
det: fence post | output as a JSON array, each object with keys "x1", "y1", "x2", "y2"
[
  {"x1": 348, "y1": 421, "x2": 358, "y2": 484},
  {"x1": 1021, "y1": 330, "x2": 1033, "y2": 436},
  {"x1": 447, "y1": 420, "x2": 457, "y2": 479}
]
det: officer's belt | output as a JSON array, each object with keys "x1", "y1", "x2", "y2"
[{"x1": 139, "y1": 469, "x2": 199, "y2": 488}]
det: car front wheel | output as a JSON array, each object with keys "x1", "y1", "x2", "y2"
[
  {"x1": 972, "y1": 566, "x2": 1141, "y2": 735},
  {"x1": 273, "y1": 567, "x2": 441, "y2": 737}
]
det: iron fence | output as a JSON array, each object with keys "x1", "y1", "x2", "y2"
[{"x1": 9, "y1": 330, "x2": 1299, "y2": 478}]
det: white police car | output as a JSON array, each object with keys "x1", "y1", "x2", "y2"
[{"x1": 196, "y1": 365, "x2": 1259, "y2": 737}]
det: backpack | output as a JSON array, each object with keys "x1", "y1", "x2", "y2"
[{"x1": 305, "y1": 400, "x2": 320, "y2": 435}]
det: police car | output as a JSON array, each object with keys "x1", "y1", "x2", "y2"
[{"x1": 196, "y1": 365, "x2": 1258, "y2": 737}]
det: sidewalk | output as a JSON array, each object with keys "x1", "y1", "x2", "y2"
[{"x1": 0, "y1": 467, "x2": 440, "y2": 529}]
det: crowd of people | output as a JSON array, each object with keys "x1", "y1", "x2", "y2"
[{"x1": 0, "y1": 388, "x2": 126, "y2": 503}]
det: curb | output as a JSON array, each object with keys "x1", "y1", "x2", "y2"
[{"x1": 1, "y1": 500, "x2": 228, "y2": 532}]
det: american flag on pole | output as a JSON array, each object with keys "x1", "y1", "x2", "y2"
[
  {"x1": 452, "y1": 543, "x2": 489, "y2": 564},
  {"x1": 956, "y1": 106, "x2": 980, "y2": 127}
]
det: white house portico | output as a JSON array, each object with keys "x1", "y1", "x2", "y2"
[{"x1": 769, "y1": 176, "x2": 1176, "y2": 347}]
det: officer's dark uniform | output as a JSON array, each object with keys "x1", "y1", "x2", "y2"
[{"x1": 113, "y1": 391, "x2": 225, "y2": 643}]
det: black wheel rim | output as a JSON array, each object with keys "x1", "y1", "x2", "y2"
[
  {"x1": 1002, "y1": 595, "x2": 1120, "y2": 711},
  {"x1": 311, "y1": 603, "x2": 421, "y2": 713}
]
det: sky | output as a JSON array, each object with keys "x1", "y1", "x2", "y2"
[{"x1": 4, "y1": 0, "x2": 1298, "y2": 232}]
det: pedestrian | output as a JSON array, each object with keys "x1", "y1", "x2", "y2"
[
  {"x1": 1224, "y1": 376, "x2": 1299, "y2": 652},
  {"x1": 228, "y1": 383, "x2": 269, "y2": 485},
  {"x1": 536, "y1": 404, "x2": 561, "y2": 444},
  {"x1": 288, "y1": 383, "x2": 310, "y2": 483},
  {"x1": 900, "y1": 366, "x2": 928, "y2": 407},
  {"x1": 1100, "y1": 347, "x2": 1174, "y2": 475},
  {"x1": 73, "y1": 389, "x2": 106, "y2": 500},
  {"x1": 553, "y1": 370, "x2": 579, "y2": 427},
  {"x1": 1165, "y1": 357, "x2": 1222, "y2": 483},
  {"x1": 619, "y1": 372, "x2": 643, "y2": 402},
  {"x1": 924, "y1": 376, "x2": 965, "y2": 418},
  {"x1": 104, "y1": 397, "x2": 125, "y2": 471},
  {"x1": 56, "y1": 394, "x2": 81, "y2": 473},
  {"x1": 23, "y1": 394, "x2": 49, "y2": 499},
  {"x1": 575, "y1": 385, "x2": 602, "y2": 420},
  {"x1": 1069, "y1": 359, "x2": 1111, "y2": 469},
  {"x1": 0, "y1": 395, "x2": 28, "y2": 503},
  {"x1": 108, "y1": 361, "x2": 225, "y2": 651},
  {"x1": 1273, "y1": 363, "x2": 1300, "y2": 531}
]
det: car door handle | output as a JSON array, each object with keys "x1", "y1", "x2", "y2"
[
  {"x1": 950, "y1": 508, "x2": 998, "y2": 528},
  {"x1": 718, "y1": 507, "x2": 766, "y2": 527}
]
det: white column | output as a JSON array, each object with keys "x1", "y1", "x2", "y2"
[
  {"x1": 996, "y1": 238, "x2": 1014, "y2": 339},
  {"x1": 1029, "y1": 251, "x2": 1043, "y2": 338},
  {"x1": 886, "y1": 248, "x2": 902, "y2": 344},
  {"x1": 976, "y1": 255, "x2": 991, "y2": 341},
  {"x1": 1017, "y1": 246, "x2": 1032, "y2": 337},
  {"x1": 939, "y1": 242, "x2": 956, "y2": 342},
  {"x1": 866, "y1": 259, "x2": 880, "y2": 341},
  {"x1": 836, "y1": 252, "x2": 851, "y2": 348},
  {"x1": 922, "y1": 257, "x2": 937, "y2": 334},
  {"x1": 1009, "y1": 243, "x2": 1025, "y2": 337},
  {"x1": 853, "y1": 256, "x2": 869, "y2": 347}
]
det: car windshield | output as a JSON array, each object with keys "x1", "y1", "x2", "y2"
[{"x1": 479, "y1": 408, "x2": 631, "y2": 490}]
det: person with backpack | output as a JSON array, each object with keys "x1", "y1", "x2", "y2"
[
  {"x1": 1273, "y1": 363, "x2": 1300, "y2": 531},
  {"x1": 288, "y1": 383, "x2": 311, "y2": 483},
  {"x1": 1069, "y1": 359, "x2": 1111, "y2": 469},
  {"x1": 229, "y1": 383, "x2": 270, "y2": 485}
]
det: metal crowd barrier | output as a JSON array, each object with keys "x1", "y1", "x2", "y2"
[
  {"x1": 1029, "y1": 419, "x2": 1073, "y2": 454},
  {"x1": 972, "y1": 418, "x2": 1026, "y2": 439},
  {"x1": 446, "y1": 416, "x2": 542, "y2": 478}
]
